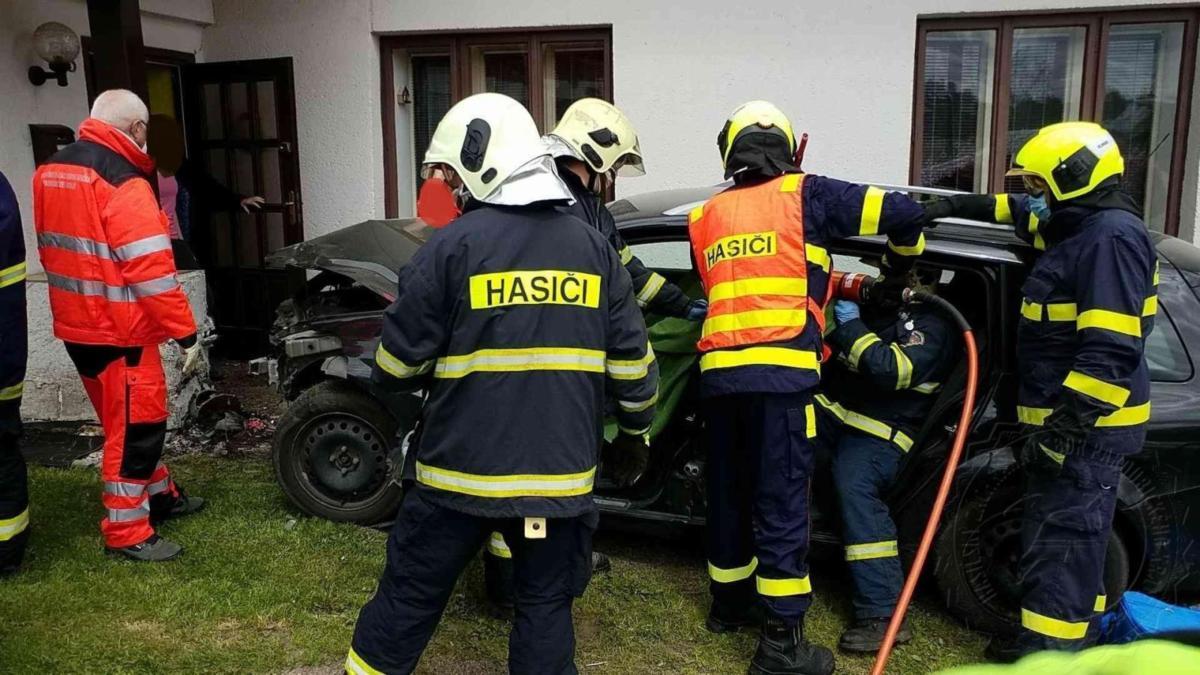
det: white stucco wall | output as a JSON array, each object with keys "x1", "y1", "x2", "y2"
[
  {"x1": 203, "y1": 0, "x2": 1200, "y2": 244},
  {"x1": 0, "y1": 0, "x2": 212, "y2": 275}
]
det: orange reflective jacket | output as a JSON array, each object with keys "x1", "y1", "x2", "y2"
[
  {"x1": 690, "y1": 173, "x2": 821, "y2": 353},
  {"x1": 33, "y1": 119, "x2": 197, "y2": 347}
]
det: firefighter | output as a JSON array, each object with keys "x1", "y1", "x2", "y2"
[
  {"x1": 924, "y1": 122, "x2": 1156, "y2": 661},
  {"x1": 0, "y1": 170, "x2": 29, "y2": 574},
  {"x1": 689, "y1": 100, "x2": 927, "y2": 675},
  {"x1": 345, "y1": 93, "x2": 657, "y2": 674},
  {"x1": 32, "y1": 90, "x2": 206, "y2": 562},
  {"x1": 815, "y1": 268, "x2": 958, "y2": 652},
  {"x1": 546, "y1": 97, "x2": 708, "y2": 321}
]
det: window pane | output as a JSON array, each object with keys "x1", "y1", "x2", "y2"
[
  {"x1": 471, "y1": 48, "x2": 529, "y2": 108},
  {"x1": 1004, "y1": 26, "x2": 1087, "y2": 193},
  {"x1": 543, "y1": 46, "x2": 605, "y2": 129},
  {"x1": 1146, "y1": 304, "x2": 1192, "y2": 382},
  {"x1": 920, "y1": 30, "x2": 997, "y2": 192},
  {"x1": 1102, "y1": 22, "x2": 1184, "y2": 233},
  {"x1": 411, "y1": 54, "x2": 452, "y2": 189}
]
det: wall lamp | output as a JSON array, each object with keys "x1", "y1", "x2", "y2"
[{"x1": 28, "y1": 22, "x2": 81, "y2": 87}]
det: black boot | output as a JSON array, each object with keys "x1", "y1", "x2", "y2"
[
  {"x1": 749, "y1": 616, "x2": 835, "y2": 675},
  {"x1": 106, "y1": 534, "x2": 183, "y2": 562},
  {"x1": 983, "y1": 635, "x2": 1028, "y2": 664},
  {"x1": 838, "y1": 616, "x2": 912, "y2": 653},
  {"x1": 150, "y1": 486, "x2": 206, "y2": 524},
  {"x1": 706, "y1": 601, "x2": 761, "y2": 634}
]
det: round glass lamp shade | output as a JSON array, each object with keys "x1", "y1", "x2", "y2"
[{"x1": 33, "y1": 22, "x2": 81, "y2": 66}]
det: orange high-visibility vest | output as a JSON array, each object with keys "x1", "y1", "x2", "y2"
[{"x1": 689, "y1": 173, "x2": 822, "y2": 353}]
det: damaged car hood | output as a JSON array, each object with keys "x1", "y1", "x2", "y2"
[{"x1": 265, "y1": 219, "x2": 433, "y2": 299}]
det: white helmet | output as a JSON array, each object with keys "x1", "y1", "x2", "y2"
[
  {"x1": 423, "y1": 93, "x2": 563, "y2": 204},
  {"x1": 547, "y1": 98, "x2": 645, "y2": 177}
]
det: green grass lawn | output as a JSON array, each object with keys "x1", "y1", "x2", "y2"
[{"x1": 0, "y1": 454, "x2": 986, "y2": 674}]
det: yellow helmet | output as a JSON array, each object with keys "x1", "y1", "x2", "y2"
[
  {"x1": 717, "y1": 100, "x2": 797, "y2": 172},
  {"x1": 548, "y1": 98, "x2": 645, "y2": 176},
  {"x1": 1007, "y1": 121, "x2": 1124, "y2": 202}
]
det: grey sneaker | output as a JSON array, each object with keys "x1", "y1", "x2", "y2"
[{"x1": 107, "y1": 534, "x2": 183, "y2": 562}]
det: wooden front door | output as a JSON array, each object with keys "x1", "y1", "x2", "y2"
[{"x1": 182, "y1": 57, "x2": 304, "y2": 356}]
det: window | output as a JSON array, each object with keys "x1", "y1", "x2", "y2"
[
  {"x1": 913, "y1": 9, "x2": 1198, "y2": 235},
  {"x1": 631, "y1": 241, "x2": 693, "y2": 272},
  {"x1": 1146, "y1": 305, "x2": 1192, "y2": 382},
  {"x1": 381, "y1": 28, "x2": 611, "y2": 217}
]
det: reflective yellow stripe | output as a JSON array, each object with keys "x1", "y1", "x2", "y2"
[
  {"x1": 618, "y1": 390, "x2": 659, "y2": 413},
  {"x1": 814, "y1": 395, "x2": 913, "y2": 452},
  {"x1": 1039, "y1": 443, "x2": 1066, "y2": 465},
  {"x1": 636, "y1": 272, "x2": 667, "y2": 306},
  {"x1": 859, "y1": 187, "x2": 885, "y2": 236},
  {"x1": 779, "y1": 173, "x2": 802, "y2": 193},
  {"x1": 0, "y1": 262, "x2": 27, "y2": 289},
  {"x1": 707, "y1": 277, "x2": 807, "y2": 303},
  {"x1": 0, "y1": 507, "x2": 29, "y2": 542},
  {"x1": 0, "y1": 382, "x2": 23, "y2": 401},
  {"x1": 1021, "y1": 608, "x2": 1089, "y2": 640},
  {"x1": 1094, "y1": 595, "x2": 1107, "y2": 613},
  {"x1": 891, "y1": 344, "x2": 913, "y2": 390},
  {"x1": 913, "y1": 381, "x2": 941, "y2": 394},
  {"x1": 756, "y1": 575, "x2": 812, "y2": 597},
  {"x1": 1029, "y1": 214, "x2": 1046, "y2": 251},
  {"x1": 346, "y1": 647, "x2": 385, "y2": 675},
  {"x1": 1064, "y1": 371, "x2": 1131, "y2": 408},
  {"x1": 1096, "y1": 401, "x2": 1151, "y2": 427},
  {"x1": 887, "y1": 233, "x2": 926, "y2": 257},
  {"x1": 435, "y1": 347, "x2": 607, "y2": 379},
  {"x1": 994, "y1": 194, "x2": 1013, "y2": 223},
  {"x1": 415, "y1": 461, "x2": 595, "y2": 498},
  {"x1": 607, "y1": 344, "x2": 656, "y2": 380},
  {"x1": 708, "y1": 557, "x2": 758, "y2": 583},
  {"x1": 375, "y1": 344, "x2": 433, "y2": 380},
  {"x1": 699, "y1": 346, "x2": 819, "y2": 372},
  {"x1": 688, "y1": 205, "x2": 705, "y2": 224},
  {"x1": 1143, "y1": 296, "x2": 1158, "y2": 317},
  {"x1": 845, "y1": 540, "x2": 899, "y2": 562},
  {"x1": 848, "y1": 333, "x2": 881, "y2": 369},
  {"x1": 805, "y1": 404, "x2": 816, "y2": 439},
  {"x1": 620, "y1": 246, "x2": 633, "y2": 265},
  {"x1": 487, "y1": 532, "x2": 512, "y2": 559},
  {"x1": 1077, "y1": 309, "x2": 1142, "y2": 338},
  {"x1": 618, "y1": 423, "x2": 651, "y2": 436},
  {"x1": 1021, "y1": 300, "x2": 1043, "y2": 321},
  {"x1": 1046, "y1": 303, "x2": 1078, "y2": 321},
  {"x1": 1017, "y1": 406, "x2": 1052, "y2": 426},
  {"x1": 805, "y1": 244, "x2": 831, "y2": 273},
  {"x1": 701, "y1": 309, "x2": 807, "y2": 339}
]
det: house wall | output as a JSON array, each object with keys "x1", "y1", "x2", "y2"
[{"x1": 203, "y1": 0, "x2": 1200, "y2": 244}]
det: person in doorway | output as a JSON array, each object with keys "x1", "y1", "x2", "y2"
[
  {"x1": 924, "y1": 122, "x2": 1156, "y2": 662},
  {"x1": 345, "y1": 93, "x2": 656, "y2": 674},
  {"x1": 147, "y1": 114, "x2": 264, "y2": 269},
  {"x1": 690, "y1": 100, "x2": 928, "y2": 675},
  {"x1": 814, "y1": 267, "x2": 958, "y2": 653},
  {"x1": 0, "y1": 169, "x2": 30, "y2": 574},
  {"x1": 32, "y1": 90, "x2": 207, "y2": 562}
]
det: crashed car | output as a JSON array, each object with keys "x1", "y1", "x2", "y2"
[{"x1": 263, "y1": 188, "x2": 1200, "y2": 633}]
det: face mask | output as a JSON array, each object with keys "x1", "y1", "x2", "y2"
[{"x1": 1027, "y1": 193, "x2": 1052, "y2": 221}]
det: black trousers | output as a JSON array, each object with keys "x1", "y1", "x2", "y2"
[
  {"x1": 349, "y1": 487, "x2": 597, "y2": 674},
  {"x1": 0, "y1": 431, "x2": 29, "y2": 574}
]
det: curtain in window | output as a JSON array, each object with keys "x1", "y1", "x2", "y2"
[
  {"x1": 921, "y1": 31, "x2": 996, "y2": 192},
  {"x1": 412, "y1": 55, "x2": 452, "y2": 188}
]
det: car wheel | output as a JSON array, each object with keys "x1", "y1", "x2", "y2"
[
  {"x1": 933, "y1": 464, "x2": 1130, "y2": 634},
  {"x1": 273, "y1": 380, "x2": 407, "y2": 525}
]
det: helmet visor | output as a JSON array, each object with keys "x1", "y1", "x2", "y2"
[{"x1": 613, "y1": 150, "x2": 646, "y2": 177}]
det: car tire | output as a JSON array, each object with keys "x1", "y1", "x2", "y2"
[
  {"x1": 273, "y1": 379, "x2": 406, "y2": 525},
  {"x1": 934, "y1": 464, "x2": 1131, "y2": 635}
]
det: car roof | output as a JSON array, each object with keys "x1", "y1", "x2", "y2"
[{"x1": 608, "y1": 182, "x2": 1198, "y2": 266}]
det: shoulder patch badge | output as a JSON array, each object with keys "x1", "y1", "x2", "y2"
[{"x1": 905, "y1": 330, "x2": 926, "y2": 346}]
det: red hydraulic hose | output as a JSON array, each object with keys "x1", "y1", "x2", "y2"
[{"x1": 871, "y1": 292, "x2": 980, "y2": 675}]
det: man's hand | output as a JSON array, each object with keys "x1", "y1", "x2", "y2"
[
  {"x1": 833, "y1": 300, "x2": 860, "y2": 326},
  {"x1": 685, "y1": 298, "x2": 708, "y2": 322},
  {"x1": 180, "y1": 341, "x2": 204, "y2": 377},
  {"x1": 240, "y1": 196, "x2": 266, "y2": 213},
  {"x1": 610, "y1": 433, "x2": 649, "y2": 487}
]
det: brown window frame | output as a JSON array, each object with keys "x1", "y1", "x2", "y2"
[
  {"x1": 911, "y1": 7, "x2": 1200, "y2": 236},
  {"x1": 379, "y1": 26, "x2": 613, "y2": 218}
]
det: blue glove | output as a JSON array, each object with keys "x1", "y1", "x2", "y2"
[
  {"x1": 833, "y1": 300, "x2": 861, "y2": 326},
  {"x1": 685, "y1": 299, "x2": 708, "y2": 321}
]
